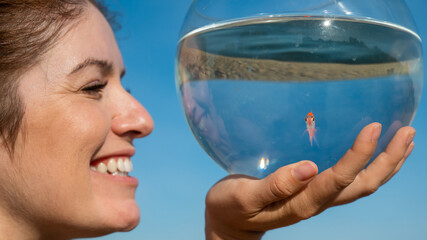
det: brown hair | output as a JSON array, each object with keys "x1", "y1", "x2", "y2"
[{"x1": 0, "y1": 0, "x2": 107, "y2": 154}]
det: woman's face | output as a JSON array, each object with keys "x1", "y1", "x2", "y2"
[{"x1": 0, "y1": 4, "x2": 153, "y2": 238}]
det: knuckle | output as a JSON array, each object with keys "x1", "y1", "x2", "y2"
[
  {"x1": 331, "y1": 168, "x2": 355, "y2": 190},
  {"x1": 295, "y1": 205, "x2": 319, "y2": 220},
  {"x1": 205, "y1": 190, "x2": 215, "y2": 207},
  {"x1": 270, "y1": 175, "x2": 294, "y2": 199},
  {"x1": 288, "y1": 196, "x2": 320, "y2": 221},
  {"x1": 378, "y1": 152, "x2": 401, "y2": 169},
  {"x1": 362, "y1": 180, "x2": 380, "y2": 196},
  {"x1": 388, "y1": 150, "x2": 405, "y2": 164},
  {"x1": 205, "y1": 185, "x2": 220, "y2": 208},
  {"x1": 231, "y1": 184, "x2": 251, "y2": 208},
  {"x1": 206, "y1": 179, "x2": 249, "y2": 211},
  {"x1": 349, "y1": 146, "x2": 373, "y2": 160}
]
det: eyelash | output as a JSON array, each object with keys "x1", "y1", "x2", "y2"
[{"x1": 81, "y1": 81, "x2": 108, "y2": 97}]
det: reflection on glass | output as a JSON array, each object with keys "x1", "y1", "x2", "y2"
[{"x1": 259, "y1": 157, "x2": 270, "y2": 171}]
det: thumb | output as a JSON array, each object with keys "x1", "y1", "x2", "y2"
[{"x1": 253, "y1": 161, "x2": 318, "y2": 206}]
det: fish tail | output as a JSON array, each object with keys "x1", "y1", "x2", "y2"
[
  {"x1": 308, "y1": 129, "x2": 319, "y2": 147},
  {"x1": 313, "y1": 134, "x2": 319, "y2": 148}
]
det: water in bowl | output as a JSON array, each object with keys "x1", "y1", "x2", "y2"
[{"x1": 176, "y1": 16, "x2": 423, "y2": 178}]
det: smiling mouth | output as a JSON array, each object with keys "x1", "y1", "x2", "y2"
[{"x1": 90, "y1": 157, "x2": 133, "y2": 177}]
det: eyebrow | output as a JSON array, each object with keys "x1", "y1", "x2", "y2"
[{"x1": 68, "y1": 58, "x2": 115, "y2": 77}]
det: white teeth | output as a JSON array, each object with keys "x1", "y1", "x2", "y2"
[
  {"x1": 91, "y1": 157, "x2": 133, "y2": 176},
  {"x1": 124, "y1": 158, "x2": 133, "y2": 172},
  {"x1": 97, "y1": 162, "x2": 108, "y2": 173},
  {"x1": 107, "y1": 158, "x2": 117, "y2": 173},
  {"x1": 112, "y1": 172, "x2": 128, "y2": 177},
  {"x1": 117, "y1": 158, "x2": 125, "y2": 172}
]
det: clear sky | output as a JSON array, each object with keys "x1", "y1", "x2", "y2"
[{"x1": 93, "y1": 1, "x2": 427, "y2": 239}]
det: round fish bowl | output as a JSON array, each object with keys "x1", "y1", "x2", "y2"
[{"x1": 175, "y1": 0, "x2": 423, "y2": 178}]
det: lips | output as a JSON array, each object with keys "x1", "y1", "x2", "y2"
[{"x1": 90, "y1": 157, "x2": 133, "y2": 176}]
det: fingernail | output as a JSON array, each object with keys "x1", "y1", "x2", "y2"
[
  {"x1": 404, "y1": 142, "x2": 415, "y2": 159},
  {"x1": 407, "y1": 130, "x2": 416, "y2": 146},
  {"x1": 292, "y1": 162, "x2": 317, "y2": 181},
  {"x1": 371, "y1": 123, "x2": 382, "y2": 143}
]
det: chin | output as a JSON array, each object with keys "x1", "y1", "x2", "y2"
[
  {"x1": 80, "y1": 199, "x2": 141, "y2": 237},
  {"x1": 47, "y1": 205, "x2": 140, "y2": 240},
  {"x1": 108, "y1": 199, "x2": 141, "y2": 232}
]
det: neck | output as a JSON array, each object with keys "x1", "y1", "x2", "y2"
[
  {"x1": 0, "y1": 206, "x2": 41, "y2": 240},
  {"x1": 0, "y1": 204, "x2": 75, "y2": 240}
]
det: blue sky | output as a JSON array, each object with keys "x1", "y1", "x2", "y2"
[{"x1": 93, "y1": 1, "x2": 427, "y2": 239}]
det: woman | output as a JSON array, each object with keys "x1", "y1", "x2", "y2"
[
  {"x1": 0, "y1": 0, "x2": 415, "y2": 239},
  {"x1": 0, "y1": 0, "x2": 153, "y2": 238}
]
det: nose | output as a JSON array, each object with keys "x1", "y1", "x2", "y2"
[{"x1": 111, "y1": 90, "x2": 154, "y2": 140}]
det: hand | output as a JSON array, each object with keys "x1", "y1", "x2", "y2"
[{"x1": 205, "y1": 123, "x2": 416, "y2": 240}]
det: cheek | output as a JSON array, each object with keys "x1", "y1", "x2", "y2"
[
  {"x1": 26, "y1": 101, "x2": 110, "y2": 159},
  {"x1": 12, "y1": 101, "x2": 111, "y2": 215},
  {"x1": 6, "y1": 68, "x2": 113, "y2": 224}
]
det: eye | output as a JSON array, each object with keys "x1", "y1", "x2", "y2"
[{"x1": 81, "y1": 80, "x2": 108, "y2": 99}]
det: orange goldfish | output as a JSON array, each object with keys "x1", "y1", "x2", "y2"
[{"x1": 304, "y1": 112, "x2": 318, "y2": 147}]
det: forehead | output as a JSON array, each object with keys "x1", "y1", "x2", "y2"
[{"x1": 41, "y1": 3, "x2": 123, "y2": 77}]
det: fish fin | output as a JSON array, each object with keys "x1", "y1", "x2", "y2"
[{"x1": 313, "y1": 135, "x2": 320, "y2": 148}]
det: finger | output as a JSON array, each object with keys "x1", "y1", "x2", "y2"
[
  {"x1": 276, "y1": 123, "x2": 381, "y2": 219},
  {"x1": 252, "y1": 161, "x2": 318, "y2": 207},
  {"x1": 330, "y1": 122, "x2": 382, "y2": 184},
  {"x1": 309, "y1": 123, "x2": 381, "y2": 200},
  {"x1": 253, "y1": 123, "x2": 381, "y2": 228},
  {"x1": 361, "y1": 126, "x2": 414, "y2": 185},
  {"x1": 325, "y1": 127, "x2": 415, "y2": 205},
  {"x1": 381, "y1": 141, "x2": 414, "y2": 184}
]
